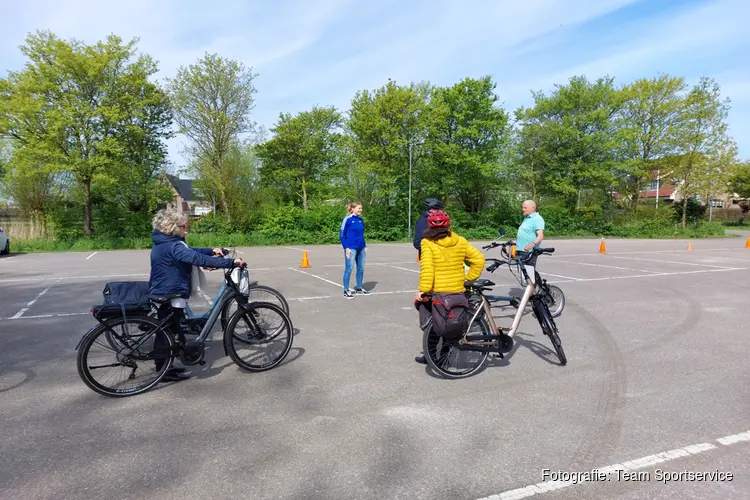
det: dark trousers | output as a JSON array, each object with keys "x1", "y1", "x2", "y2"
[{"x1": 154, "y1": 303, "x2": 184, "y2": 371}]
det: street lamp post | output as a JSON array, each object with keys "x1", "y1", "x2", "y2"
[{"x1": 408, "y1": 142, "x2": 413, "y2": 239}]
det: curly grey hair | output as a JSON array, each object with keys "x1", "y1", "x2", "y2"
[{"x1": 152, "y1": 209, "x2": 188, "y2": 236}]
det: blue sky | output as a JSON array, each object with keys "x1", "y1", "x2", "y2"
[{"x1": 1, "y1": 0, "x2": 748, "y2": 171}]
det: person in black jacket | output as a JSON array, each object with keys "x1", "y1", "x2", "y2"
[{"x1": 413, "y1": 198, "x2": 444, "y2": 259}]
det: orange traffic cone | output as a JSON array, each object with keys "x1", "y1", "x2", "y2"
[
  {"x1": 599, "y1": 238, "x2": 607, "y2": 254},
  {"x1": 745, "y1": 237, "x2": 750, "y2": 249},
  {"x1": 300, "y1": 251, "x2": 311, "y2": 268},
  {"x1": 687, "y1": 241, "x2": 693, "y2": 251}
]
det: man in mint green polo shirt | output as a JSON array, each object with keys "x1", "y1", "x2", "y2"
[
  {"x1": 516, "y1": 200, "x2": 545, "y2": 283},
  {"x1": 517, "y1": 200, "x2": 545, "y2": 251}
]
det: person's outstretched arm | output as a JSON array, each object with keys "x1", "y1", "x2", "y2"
[
  {"x1": 172, "y1": 242, "x2": 234, "y2": 268},
  {"x1": 464, "y1": 243, "x2": 486, "y2": 281}
]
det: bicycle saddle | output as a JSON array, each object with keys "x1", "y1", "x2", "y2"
[
  {"x1": 464, "y1": 279, "x2": 495, "y2": 289},
  {"x1": 148, "y1": 293, "x2": 183, "y2": 303}
]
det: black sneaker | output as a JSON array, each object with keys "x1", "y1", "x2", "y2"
[
  {"x1": 343, "y1": 290, "x2": 355, "y2": 299},
  {"x1": 414, "y1": 355, "x2": 427, "y2": 364},
  {"x1": 355, "y1": 288, "x2": 370, "y2": 295}
]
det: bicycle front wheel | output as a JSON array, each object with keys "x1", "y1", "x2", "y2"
[
  {"x1": 533, "y1": 300, "x2": 567, "y2": 365},
  {"x1": 542, "y1": 284, "x2": 565, "y2": 318},
  {"x1": 220, "y1": 285, "x2": 291, "y2": 332},
  {"x1": 223, "y1": 302, "x2": 293, "y2": 372},
  {"x1": 76, "y1": 315, "x2": 174, "y2": 397}
]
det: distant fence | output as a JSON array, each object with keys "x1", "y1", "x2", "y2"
[{"x1": 0, "y1": 208, "x2": 49, "y2": 240}]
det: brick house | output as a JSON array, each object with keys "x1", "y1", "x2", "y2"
[{"x1": 160, "y1": 174, "x2": 213, "y2": 216}]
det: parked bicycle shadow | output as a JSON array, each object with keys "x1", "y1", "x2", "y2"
[
  {"x1": 362, "y1": 281, "x2": 378, "y2": 291},
  {"x1": 485, "y1": 331, "x2": 562, "y2": 367},
  {"x1": 150, "y1": 335, "x2": 306, "y2": 387}
]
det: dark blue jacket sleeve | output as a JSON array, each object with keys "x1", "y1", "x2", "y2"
[
  {"x1": 172, "y1": 242, "x2": 234, "y2": 268},
  {"x1": 195, "y1": 247, "x2": 215, "y2": 256},
  {"x1": 413, "y1": 213, "x2": 427, "y2": 250}
]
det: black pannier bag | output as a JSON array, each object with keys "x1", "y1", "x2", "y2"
[
  {"x1": 430, "y1": 292, "x2": 471, "y2": 339},
  {"x1": 91, "y1": 281, "x2": 152, "y2": 320}
]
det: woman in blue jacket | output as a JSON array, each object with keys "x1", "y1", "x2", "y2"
[
  {"x1": 149, "y1": 209, "x2": 244, "y2": 381},
  {"x1": 339, "y1": 202, "x2": 369, "y2": 299}
]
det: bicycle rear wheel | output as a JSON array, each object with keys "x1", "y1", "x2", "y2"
[
  {"x1": 423, "y1": 316, "x2": 489, "y2": 379},
  {"x1": 223, "y1": 302, "x2": 293, "y2": 372},
  {"x1": 76, "y1": 315, "x2": 174, "y2": 397},
  {"x1": 533, "y1": 300, "x2": 567, "y2": 365}
]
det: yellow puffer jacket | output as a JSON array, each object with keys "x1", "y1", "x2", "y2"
[{"x1": 418, "y1": 232, "x2": 485, "y2": 294}]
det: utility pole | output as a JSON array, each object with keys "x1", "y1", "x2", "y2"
[
  {"x1": 408, "y1": 142, "x2": 413, "y2": 239},
  {"x1": 656, "y1": 168, "x2": 660, "y2": 209}
]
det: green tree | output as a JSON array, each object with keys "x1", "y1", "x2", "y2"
[
  {"x1": 422, "y1": 76, "x2": 509, "y2": 212},
  {"x1": 0, "y1": 30, "x2": 172, "y2": 235},
  {"x1": 729, "y1": 160, "x2": 750, "y2": 199},
  {"x1": 671, "y1": 77, "x2": 731, "y2": 227},
  {"x1": 1, "y1": 147, "x2": 62, "y2": 235},
  {"x1": 518, "y1": 75, "x2": 624, "y2": 210},
  {"x1": 257, "y1": 105, "x2": 344, "y2": 209},
  {"x1": 192, "y1": 140, "x2": 265, "y2": 229},
  {"x1": 697, "y1": 138, "x2": 738, "y2": 221},
  {"x1": 728, "y1": 160, "x2": 750, "y2": 224},
  {"x1": 618, "y1": 74, "x2": 686, "y2": 209},
  {"x1": 347, "y1": 80, "x2": 429, "y2": 206},
  {"x1": 167, "y1": 53, "x2": 257, "y2": 222}
]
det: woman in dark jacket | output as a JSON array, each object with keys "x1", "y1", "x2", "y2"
[
  {"x1": 149, "y1": 209, "x2": 244, "y2": 381},
  {"x1": 413, "y1": 198, "x2": 443, "y2": 260}
]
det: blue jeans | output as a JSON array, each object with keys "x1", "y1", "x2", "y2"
[{"x1": 343, "y1": 247, "x2": 366, "y2": 290}]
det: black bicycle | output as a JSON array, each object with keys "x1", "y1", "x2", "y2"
[
  {"x1": 423, "y1": 241, "x2": 567, "y2": 379},
  {"x1": 76, "y1": 263, "x2": 294, "y2": 397},
  {"x1": 481, "y1": 236, "x2": 565, "y2": 318}
]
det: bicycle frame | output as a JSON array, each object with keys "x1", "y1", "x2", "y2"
[
  {"x1": 184, "y1": 278, "x2": 231, "y2": 320},
  {"x1": 466, "y1": 279, "x2": 534, "y2": 342}
]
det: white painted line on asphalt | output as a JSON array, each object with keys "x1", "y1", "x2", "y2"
[
  {"x1": 551, "y1": 259, "x2": 660, "y2": 274},
  {"x1": 197, "y1": 287, "x2": 213, "y2": 306},
  {"x1": 545, "y1": 267, "x2": 748, "y2": 285},
  {"x1": 561, "y1": 247, "x2": 741, "y2": 257},
  {"x1": 0, "y1": 273, "x2": 149, "y2": 283},
  {"x1": 290, "y1": 289, "x2": 418, "y2": 301},
  {"x1": 6, "y1": 312, "x2": 90, "y2": 320},
  {"x1": 0, "y1": 256, "x2": 16, "y2": 262},
  {"x1": 386, "y1": 265, "x2": 420, "y2": 274},
  {"x1": 611, "y1": 256, "x2": 735, "y2": 269},
  {"x1": 9, "y1": 281, "x2": 57, "y2": 319},
  {"x1": 717, "y1": 431, "x2": 750, "y2": 445},
  {"x1": 542, "y1": 272, "x2": 582, "y2": 281},
  {"x1": 287, "y1": 266, "x2": 341, "y2": 288},
  {"x1": 284, "y1": 246, "x2": 307, "y2": 252},
  {"x1": 86, "y1": 251, "x2": 98, "y2": 260},
  {"x1": 475, "y1": 430, "x2": 750, "y2": 500},
  {"x1": 9, "y1": 308, "x2": 28, "y2": 319},
  {"x1": 708, "y1": 256, "x2": 750, "y2": 263}
]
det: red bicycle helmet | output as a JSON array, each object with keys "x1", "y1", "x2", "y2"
[{"x1": 427, "y1": 209, "x2": 450, "y2": 228}]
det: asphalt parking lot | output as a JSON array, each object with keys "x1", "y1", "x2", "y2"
[{"x1": 1, "y1": 235, "x2": 749, "y2": 500}]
